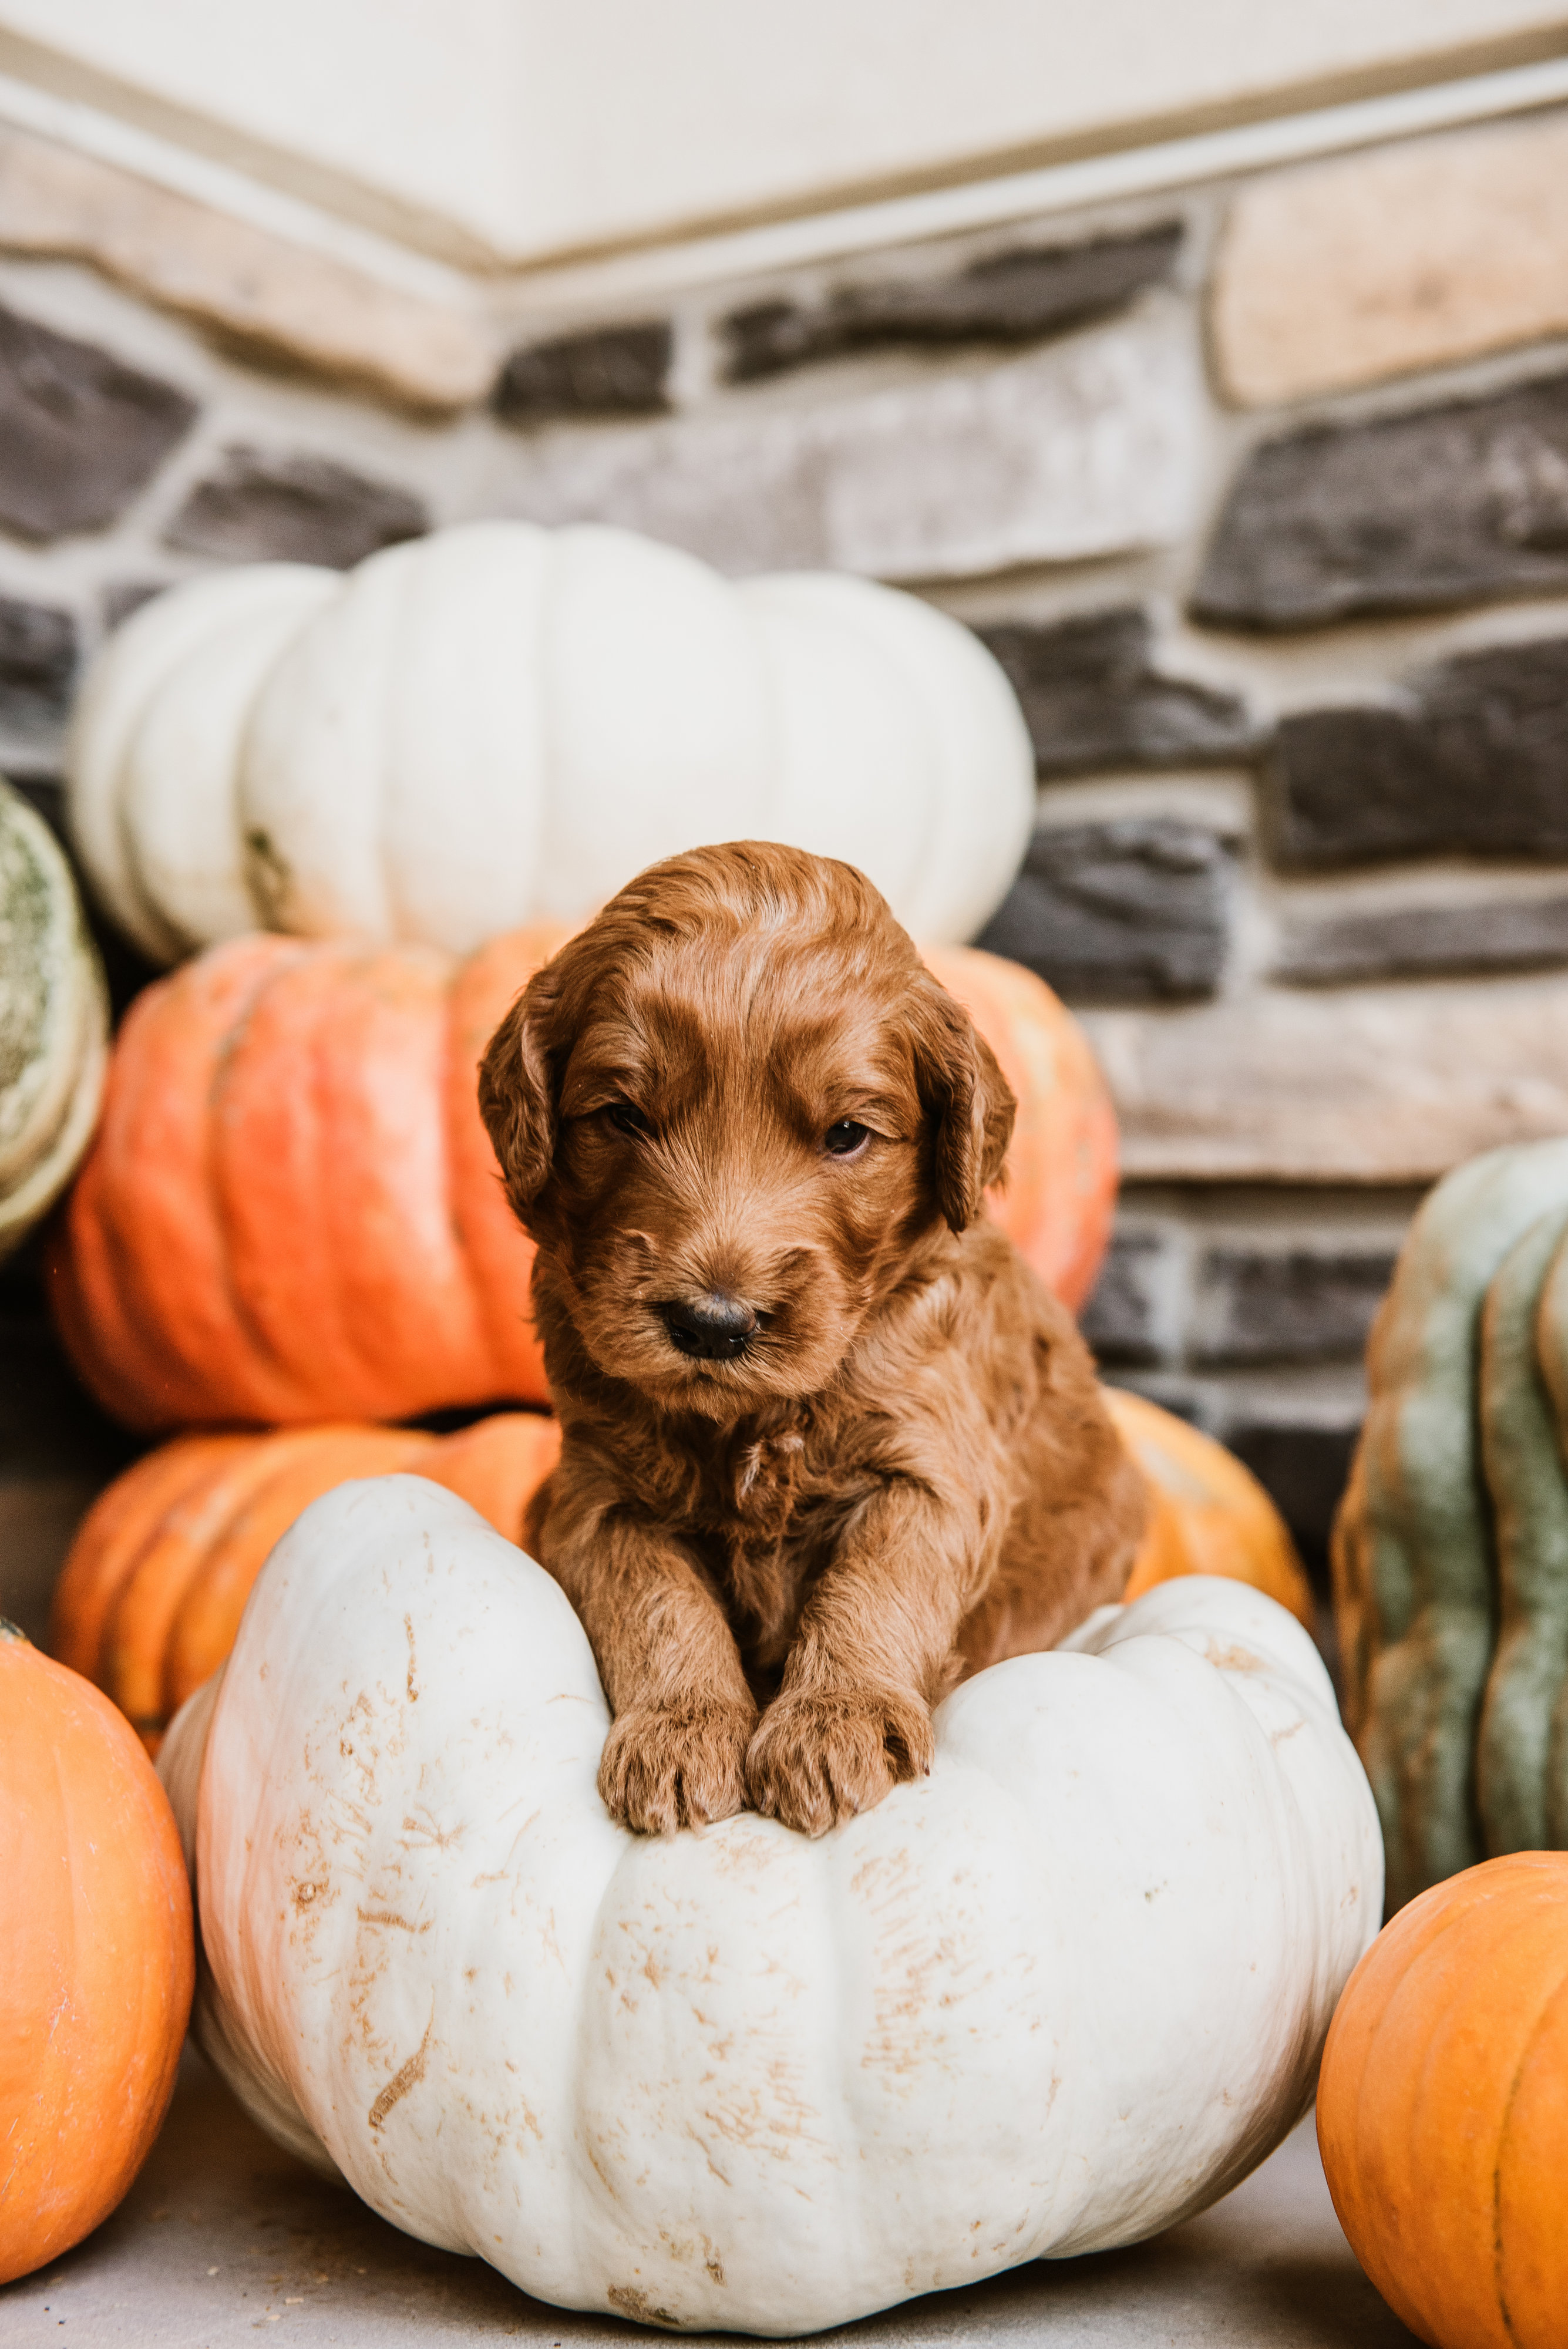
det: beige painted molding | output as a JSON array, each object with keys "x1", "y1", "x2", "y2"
[
  {"x1": 1, "y1": 1, "x2": 1567, "y2": 272},
  {"x1": 4, "y1": 35, "x2": 1568, "y2": 405}
]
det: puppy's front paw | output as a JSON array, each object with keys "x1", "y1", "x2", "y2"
[
  {"x1": 745, "y1": 1686, "x2": 934, "y2": 1837},
  {"x1": 598, "y1": 1699, "x2": 755, "y2": 1835}
]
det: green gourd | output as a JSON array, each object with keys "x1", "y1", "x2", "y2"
[
  {"x1": 1475, "y1": 1204, "x2": 1568, "y2": 1855},
  {"x1": 0, "y1": 779, "x2": 108, "y2": 1258},
  {"x1": 1334, "y1": 1139, "x2": 1568, "y2": 1913}
]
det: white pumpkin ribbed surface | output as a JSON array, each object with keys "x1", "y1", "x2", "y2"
[
  {"x1": 161, "y1": 1476, "x2": 1381, "y2": 2337},
  {"x1": 66, "y1": 523, "x2": 1036, "y2": 963}
]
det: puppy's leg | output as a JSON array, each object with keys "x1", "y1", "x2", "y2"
[
  {"x1": 538, "y1": 1484, "x2": 756, "y2": 1835},
  {"x1": 746, "y1": 1480, "x2": 980, "y2": 1837}
]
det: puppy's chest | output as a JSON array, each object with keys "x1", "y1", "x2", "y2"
[{"x1": 679, "y1": 1431, "x2": 867, "y2": 1664}]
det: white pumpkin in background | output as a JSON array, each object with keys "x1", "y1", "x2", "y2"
[
  {"x1": 0, "y1": 779, "x2": 107, "y2": 1258},
  {"x1": 67, "y1": 523, "x2": 1035, "y2": 964},
  {"x1": 161, "y1": 1476, "x2": 1380, "y2": 2338}
]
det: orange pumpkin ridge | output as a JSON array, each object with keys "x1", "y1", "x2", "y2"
[
  {"x1": 48, "y1": 1434, "x2": 251, "y2": 1682},
  {"x1": 0, "y1": 1626, "x2": 194, "y2": 2284}
]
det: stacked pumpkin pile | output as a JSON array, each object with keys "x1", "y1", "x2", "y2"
[{"x1": 5, "y1": 521, "x2": 1345, "y2": 2310}]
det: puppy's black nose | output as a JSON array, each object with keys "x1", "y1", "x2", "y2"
[{"x1": 660, "y1": 1293, "x2": 758, "y2": 1361}]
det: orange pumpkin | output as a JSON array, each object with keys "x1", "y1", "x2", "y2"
[
  {"x1": 51, "y1": 1411, "x2": 561, "y2": 1752},
  {"x1": 1109, "y1": 1389, "x2": 1316, "y2": 1630},
  {"x1": 1317, "y1": 1852, "x2": 1568, "y2": 2349},
  {"x1": 58, "y1": 1390, "x2": 1303, "y2": 1757},
  {"x1": 0, "y1": 1622, "x2": 194, "y2": 2284},
  {"x1": 47, "y1": 930, "x2": 1116, "y2": 1432},
  {"x1": 924, "y1": 945, "x2": 1117, "y2": 1316}
]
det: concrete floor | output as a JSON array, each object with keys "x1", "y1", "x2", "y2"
[{"x1": 2, "y1": 2048, "x2": 1415, "y2": 2348}]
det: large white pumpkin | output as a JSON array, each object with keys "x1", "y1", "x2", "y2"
[
  {"x1": 161, "y1": 1476, "x2": 1379, "y2": 2337},
  {"x1": 67, "y1": 523, "x2": 1035, "y2": 964},
  {"x1": 0, "y1": 779, "x2": 108, "y2": 1259}
]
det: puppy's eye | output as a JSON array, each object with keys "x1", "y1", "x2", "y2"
[
  {"x1": 823, "y1": 1120, "x2": 871, "y2": 1158},
  {"x1": 605, "y1": 1101, "x2": 652, "y2": 1140}
]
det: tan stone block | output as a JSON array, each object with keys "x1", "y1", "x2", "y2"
[
  {"x1": 1211, "y1": 112, "x2": 1568, "y2": 409},
  {"x1": 1080, "y1": 977, "x2": 1568, "y2": 1183},
  {"x1": 0, "y1": 126, "x2": 496, "y2": 411}
]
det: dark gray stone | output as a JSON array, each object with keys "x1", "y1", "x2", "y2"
[
  {"x1": 163, "y1": 446, "x2": 428, "y2": 567},
  {"x1": 102, "y1": 579, "x2": 169, "y2": 629},
  {"x1": 1277, "y1": 892, "x2": 1568, "y2": 984},
  {"x1": 492, "y1": 321, "x2": 672, "y2": 424},
  {"x1": 974, "y1": 817, "x2": 1235, "y2": 1002},
  {"x1": 975, "y1": 608, "x2": 1256, "y2": 777},
  {"x1": 721, "y1": 222, "x2": 1182, "y2": 381},
  {"x1": 0, "y1": 1250, "x2": 144, "y2": 1643},
  {"x1": 1192, "y1": 371, "x2": 1568, "y2": 631},
  {"x1": 1266, "y1": 637, "x2": 1568, "y2": 867},
  {"x1": 0, "y1": 594, "x2": 76, "y2": 738},
  {"x1": 1080, "y1": 1229, "x2": 1179, "y2": 1367},
  {"x1": 1191, "y1": 1246, "x2": 1396, "y2": 1368},
  {"x1": 1226, "y1": 1419, "x2": 1361, "y2": 1597},
  {"x1": 0, "y1": 302, "x2": 196, "y2": 541}
]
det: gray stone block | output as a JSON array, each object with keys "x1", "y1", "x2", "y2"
[
  {"x1": 1278, "y1": 891, "x2": 1568, "y2": 984},
  {"x1": 974, "y1": 817, "x2": 1234, "y2": 1002},
  {"x1": 504, "y1": 312, "x2": 1202, "y2": 581},
  {"x1": 493, "y1": 321, "x2": 672, "y2": 424},
  {"x1": 720, "y1": 222, "x2": 1182, "y2": 381},
  {"x1": 0, "y1": 593, "x2": 76, "y2": 739},
  {"x1": 1079, "y1": 1227, "x2": 1183, "y2": 1367},
  {"x1": 975, "y1": 608, "x2": 1255, "y2": 777},
  {"x1": 1226, "y1": 1419, "x2": 1361, "y2": 1593},
  {"x1": 102, "y1": 579, "x2": 170, "y2": 628},
  {"x1": 1190, "y1": 1245, "x2": 1396, "y2": 1367},
  {"x1": 163, "y1": 446, "x2": 429, "y2": 567},
  {"x1": 1192, "y1": 372, "x2": 1568, "y2": 630},
  {"x1": 0, "y1": 299, "x2": 196, "y2": 540},
  {"x1": 1266, "y1": 637, "x2": 1568, "y2": 867}
]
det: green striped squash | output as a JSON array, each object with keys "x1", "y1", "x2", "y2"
[
  {"x1": 1334, "y1": 1138, "x2": 1568, "y2": 1913},
  {"x1": 0, "y1": 779, "x2": 108, "y2": 1258}
]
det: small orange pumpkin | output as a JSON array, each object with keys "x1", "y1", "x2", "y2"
[
  {"x1": 47, "y1": 929, "x2": 1117, "y2": 1433},
  {"x1": 51, "y1": 1411, "x2": 561, "y2": 1753},
  {"x1": 0, "y1": 1622, "x2": 194, "y2": 2284},
  {"x1": 1109, "y1": 1389, "x2": 1316, "y2": 1629},
  {"x1": 1317, "y1": 1851, "x2": 1568, "y2": 2349}
]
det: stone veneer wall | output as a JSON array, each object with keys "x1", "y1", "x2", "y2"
[{"x1": 8, "y1": 100, "x2": 1568, "y2": 1631}]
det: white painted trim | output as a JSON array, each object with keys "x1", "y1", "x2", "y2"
[
  {"x1": 2, "y1": 48, "x2": 1568, "y2": 331},
  {"x1": 496, "y1": 53, "x2": 1568, "y2": 319}
]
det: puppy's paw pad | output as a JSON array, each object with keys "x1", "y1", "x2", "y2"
[
  {"x1": 745, "y1": 1687, "x2": 934, "y2": 1837},
  {"x1": 598, "y1": 1700, "x2": 755, "y2": 1836}
]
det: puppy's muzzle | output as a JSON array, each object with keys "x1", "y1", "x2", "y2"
[{"x1": 660, "y1": 1293, "x2": 758, "y2": 1362}]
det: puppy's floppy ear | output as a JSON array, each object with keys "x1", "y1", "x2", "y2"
[
  {"x1": 910, "y1": 971, "x2": 1017, "y2": 1233},
  {"x1": 478, "y1": 966, "x2": 560, "y2": 1224}
]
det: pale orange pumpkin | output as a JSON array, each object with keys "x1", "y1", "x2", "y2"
[
  {"x1": 48, "y1": 930, "x2": 1116, "y2": 1432},
  {"x1": 51, "y1": 1411, "x2": 561, "y2": 1752},
  {"x1": 1317, "y1": 1851, "x2": 1568, "y2": 2349},
  {"x1": 0, "y1": 1622, "x2": 194, "y2": 2284},
  {"x1": 1109, "y1": 1389, "x2": 1315, "y2": 1630}
]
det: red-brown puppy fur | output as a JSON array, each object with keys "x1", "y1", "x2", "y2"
[{"x1": 479, "y1": 842, "x2": 1145, "y2": 1837}]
